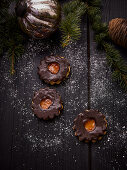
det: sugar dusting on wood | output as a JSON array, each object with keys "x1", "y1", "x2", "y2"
[
  {"x1": 0, "y1": 35, "x2": 87, "y2": 166},
  {"x1": 90, "y1": 44, "x2": 127, "y2": 168},
  {"x1": 0, "y1": 34, "x2": 127, "y2": 168}
]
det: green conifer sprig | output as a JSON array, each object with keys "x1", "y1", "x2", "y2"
[
  {"x1": 89, "y1": 0, "x2": 101, "y2": 7},
  {"x1": 60, "y1": 0, "x2": 87, "y2": 47},
  {"x1": 87, "y1": 0, "x2": 127, "y2": 91},
  {"x1": 0, "y1": 0, "x2": 127, "y2": 91},
  {"x1": 103, "y1": 43, "x2": 127, "y2": 90},
  {"x1": 0, "y1": 0, "x2": 24, "y2": 74}
]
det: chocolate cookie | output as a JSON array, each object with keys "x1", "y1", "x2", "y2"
[
  {"x1": 38, "y1": 55, "x2": 70, "y2": 85},
  {"x1": 32, "y1": 88, "x2": 63, "y2": 119},
  {"x1": 73, "y1": 110, "x2": 107, "y2": 143}
]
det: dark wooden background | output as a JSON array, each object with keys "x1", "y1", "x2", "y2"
[{"x1": 0, "y1": 0, "x2": 127, "y2": 170}]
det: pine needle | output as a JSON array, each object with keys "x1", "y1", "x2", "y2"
[
  {"x1": 60, "y1": 0, "x2": 87, "y2": 47},
  {"x1": 0, "y1": 1, "x2": 25, "y2": 74}
]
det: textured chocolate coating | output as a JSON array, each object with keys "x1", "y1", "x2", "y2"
[
  {"x1": 38, "y1": 55, "x2": 70, "y2": 84},
  {"x1": 32, "y1": 88, "x2": 63, "y2": 119},
  {"x1": 73, "y1": 110, "x2": 107, "y2": 142}
]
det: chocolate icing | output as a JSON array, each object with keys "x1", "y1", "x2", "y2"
[
  {"x1": 73, "y1": 110, "x2": 107, "y2": 142},
  {"x1": 38, "y1": 55, "x2": 70, "y2": 84},
  {"x1": 32, "y1": 88, "x2": 63, "y2": 119}
]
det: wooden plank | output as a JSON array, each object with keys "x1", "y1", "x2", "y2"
[
  {"x1": 0, "y1": 57, "x2": 15, "y2": 169},
  {"x1": 1, "y1": 0, "x2": 127, "y2": 169},
  {"x1": 90, "y1": 0, "x2": 127, "y2": 169},
  {"x1": 34, "y1": 17, "x2": 89, "y2": 170},
  {"x1": 9, "y1": 52, "x2": 40, "y2": 170},
  {"x1": 0, "y1": 2, "x2": 89, "y2": 169}
]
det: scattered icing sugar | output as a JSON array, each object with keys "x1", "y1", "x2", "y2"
[
  {"x1": 24, "y1": 118, "x2": 74, "y2": 152},
  {"x1": 90, "y1": 42, "x2": 127, "y2": 167},
  {"x1": 0, "y1": 27, "x2": 127, "y2": 168},
  {"x1": 0, "y1": 34, "x2": 88, "y2": 157}
]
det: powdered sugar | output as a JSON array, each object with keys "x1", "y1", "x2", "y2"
[
  {"x1": 0, "y1": 27, "x2": 127, "y2": 168},
  {"x1": 0, "y1": 34, "x2": 87, "y2": 156},
  {"x1": 90, "y1": 42, "x2": 127, "y2": 167}
]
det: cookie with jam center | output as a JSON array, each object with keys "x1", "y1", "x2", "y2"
[
  {"x1": 32, "y1": 88, "x2": 63, "y2": 120},
  {"x1": 38, "y1": 55, "x2": 70, "y2": 85},
  {"x1": 73, "y1": 110, "x2": 107, "y2": 143}
]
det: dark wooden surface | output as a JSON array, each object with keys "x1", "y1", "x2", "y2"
[{"x1": 0, "y1": 0, "x2": 127, "y2": 170}]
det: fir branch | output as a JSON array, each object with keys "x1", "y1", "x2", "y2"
[
  {"x1": 60, "y1": 0, "x2": 87, "y2": 47},
  {"x1": 88, "y1": 0, "x2": 127, "y2": 91},
  {"x1": 60, "y1": 13, "x2": 82, "y2": 47},
  {"x1": 0, "y1": 0, "x2": 24, "y2": 74},
  {"x1": 63, "y1": 0, "x2": 87, "y2": 17},
  {"x1": 88, "y1": 0, "x2": 101, "y2": 7},
  {"x1": 103, "y1": 43, "x2": 127, "y2": 91},
  {"x1": 103, "y1": 43, "x2": 127, "y2": 73}
]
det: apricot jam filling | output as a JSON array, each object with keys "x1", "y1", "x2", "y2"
[
  {"x1": 84, "y1": 119, "x2": 96, "y2": 132},
  {"x1": 40, "y1": 98, "x2": 52, "y2": 110},
  {"x1": 48, "y1": 62, "x2": 60, "y2": 74}
]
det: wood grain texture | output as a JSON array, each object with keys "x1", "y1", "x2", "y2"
[
  {"x1": 90, "y1": 0, "x2": 127, "y2": 169},
  {"x1": 0, "y1": 0, "x2": 127, "y2": 170},
  {"x1": 0, "y1": 1, "x2": 89, "y2": 169}
]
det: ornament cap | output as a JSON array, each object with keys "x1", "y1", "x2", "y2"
[{"x1": 15, "y1": 0, "x2": 27, "y2": 17}]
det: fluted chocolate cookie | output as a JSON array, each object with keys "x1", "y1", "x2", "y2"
[
  {"x1": 32, "y1": 88, "x2": 63, "y2": 119},
  {"x1": 38, "y1": 55, "x2": 70, "y2": 85},
  {"x1": 73, "y1": 110, "x2": 107, "y2": 143}
]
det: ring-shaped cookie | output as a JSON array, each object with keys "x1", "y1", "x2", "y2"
[
  {"x1": 38, "y1": 55, "x2": 70, "y2": 85},
  {"x1": 32, "y1": 88, "x2": 63, "y2": 120},
  {"x1": 73, "y1": 110, "x2": 107, "y2": 143}
]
